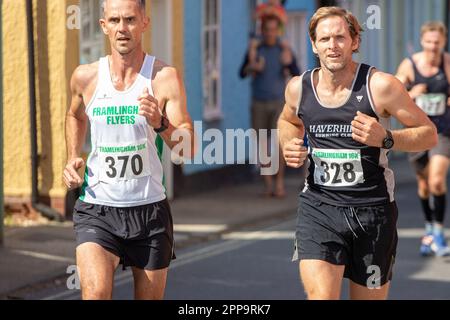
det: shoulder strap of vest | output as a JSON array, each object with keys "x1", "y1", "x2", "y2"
[{"x1": 352, "y1": 63, "x2": 371, "y2": 92}]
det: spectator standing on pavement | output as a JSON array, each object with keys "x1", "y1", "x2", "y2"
[
  {"x1": 396, "y1": 21, "x2": 450, "y2": 257},
  {"x1": 240, "y1": 14, "x2": 300, "y2": 198},
  {"x1": 249, "y1": 0, "x2": 288, "y2": 74}
]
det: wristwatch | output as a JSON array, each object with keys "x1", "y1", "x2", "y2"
[
  {"x1": 154, "y1": 116, "x2": 169, "y2": 133},
  {"x1": 382, "y1": 129, "x2": 394, "y2": 149}
]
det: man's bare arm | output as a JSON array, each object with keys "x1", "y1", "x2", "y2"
[
  {"x1": 65, "y1": 66, "x2": 92, "y2": 160},
  {"x1": 63, "y1": 65, "x2": 94, "y2": 189},
  {"x1": 395, "y1": 57, "x2": 427, "y2": 99},
  {"x1": 151, "y1": 63, "x2": 196, "y2": 159},
  {"x1": 278, "y1": 76, "x2": 308, "y2": 168},
  {"x1": 278, "y1": 76, "x2": 303, "y2": 147},
  {"x1": 444, "y1": 53, "x2": 450, "y2": 103},
  {"x1": 395, "y1": 58, "x2": 412, "y2": 85},
  {"x1": 369, "y1": 71, "x2": 437, "y2": 152}
]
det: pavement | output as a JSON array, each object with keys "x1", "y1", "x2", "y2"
[{"x1": 0, "y1": 155, "x2": 418, "y2": 299}]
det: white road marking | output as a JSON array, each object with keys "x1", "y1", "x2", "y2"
[
  {"x1": 409, "y1": 258, "x2": 450, "y2": 283},
  {"x1": 41, "y1": 225, "x2": 450, "y2": 300},
  {"x1": 174, "y1": 224, "x2": 227, "y2": 233},
  {"x1": 13, "y1": 250, "x2": 75, "y2": 264},
  {"x1": 43, "y1": 220, "x2": 293, "y2": 300},
  {"x1": 397, "y1": 228, "x2": 450, "y2": 238},
  {"x1": 222, "y1": 231, "x2": 294, "y2": 240}
]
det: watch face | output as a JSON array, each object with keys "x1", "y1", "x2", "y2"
[{"x1": 384, "y1": 138, "x2": 394, "y2": 149}]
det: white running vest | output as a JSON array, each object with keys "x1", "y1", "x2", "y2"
[{"x1": 80, "y1": 55, "x2": 166, "y2": 207}]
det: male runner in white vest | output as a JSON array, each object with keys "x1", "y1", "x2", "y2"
[
  {"x1": 278, "y1": 7, "x2": 437, "y2": 300},
  {"x1": 63, "y1": 0, "x2": 195, "y2": 300}
]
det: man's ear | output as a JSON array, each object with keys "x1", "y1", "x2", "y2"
[
  {"x1": 99, "y1": 18, "x2": 108, "y2": 35},
  {"x1": 142, "y1": 16, "x2": 150, "y2": 32},
  {"x1": 351, "y1": 37, "x2": 360, "y2": 53},
  {"x1": 310, "y1": 38, "x2": 318, "y2": 55}
]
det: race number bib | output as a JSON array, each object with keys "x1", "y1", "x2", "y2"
[
  {"x1": 98, "y1": 139, "x2": 151, "y2": 182},
  {"x1": 311, "y1": 148, "x2": 364, "y2": 187},
  {"x1": 416, "y1": 93, "x2": 446, "y2": 116}
]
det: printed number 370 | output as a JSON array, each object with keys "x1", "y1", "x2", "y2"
[{"x1": 105, "y1": 155, "x2": 143, "y2": 178}]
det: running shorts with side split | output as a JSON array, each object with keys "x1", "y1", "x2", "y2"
[
  {"x1": 429, "y1": 133, "x2": 450, "y2": 158},
  {"x1": 408, "y1": 134, "x2": 450, "y2": 174},
  {"x1": 292, "y1": 193, "x2": 398, "y2": 287},
  {"x1": 73, "y1": 198, "x2": 176, "y2": 270}
]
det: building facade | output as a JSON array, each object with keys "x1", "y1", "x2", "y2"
[{"x1": 2, "y1": 0, "x2": 448, "y2": 217}]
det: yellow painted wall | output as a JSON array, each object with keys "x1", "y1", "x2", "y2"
[
  {"x1": 172, "y1": 0, "x2": 184, "y2": 75},
  {"x1": 2, "y1": 0, "x2": 31, "y2": 198},
  {"x1": 2, "y1": 0, "x2": 78, "y2": 203},
  {"x1": 2, "y1": 0, "x2": 184, "y2": 211}
]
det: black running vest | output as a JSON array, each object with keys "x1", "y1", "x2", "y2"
[
  {"x1": 409, "y1": 55, "x2": 450, "y2": 135},
  {"x1": 298, "y1": 64, "x2": 395, "y2": 206}
]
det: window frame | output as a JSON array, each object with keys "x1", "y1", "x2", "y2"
[
  {"x1": 79, "y1": 0, "x2": 105, "y2": 65},
  {"x1": 201, "y1": 0, "x2": 223, "y2": 121}
]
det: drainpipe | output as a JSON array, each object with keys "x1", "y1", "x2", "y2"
[
  {"x1": 446, "y1": 0, "x2": 449, "y2": 51},
  {"x1": 26, "y1": 0, "x2": 63, "y2": 221},
  {"x1": 0, "y1": 0, "x2": 4, "y2": 245}
]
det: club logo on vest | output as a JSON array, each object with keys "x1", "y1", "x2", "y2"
[
  {"x1": 98, "y1": 93, "x2": 112, "y2": 100},
  {"x1": 356, "y1": 96, "x2": 364, "y2": 103}
]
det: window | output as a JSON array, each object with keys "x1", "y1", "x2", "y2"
[
  {"x1": 80, "y1": 0, "x2": 104, "y2": 65},
  {"x1": 285, "y1": 12, "x2": 308, "y2": 72},
  {"x1": 202, "y1": 0, "x2": 222, "y2": 121},
  {"x1": 79, "y1": 0, "x2": 104, "y2": 153}
]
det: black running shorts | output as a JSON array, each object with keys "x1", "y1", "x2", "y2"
[
  {"x1": 292, "y1": 193, "x2": 398, "y2": 287},
  {"x1": 73, "y1": 198, "x2": 176, "y2": 270}
]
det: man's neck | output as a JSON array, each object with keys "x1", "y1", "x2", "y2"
[
  {"x1": 422, "y1": 51, "x2": 442, "y2": 67},
  {"x1": 109, "y1": 48, "x2": 146, "y2": 80},
  {"x1": 318, "y1": 61, "x2": 358, "y2": 93}
]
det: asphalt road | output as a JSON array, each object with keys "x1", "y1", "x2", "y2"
[{"x1": 28, "y1": 178, "x2": 450, "y2": 300}]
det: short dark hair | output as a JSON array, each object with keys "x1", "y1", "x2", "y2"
[
  {"x1": 261, "y1": 15, "x2": 282, "y2": 30},
  {"x1": 102, "y1": 0, "x2": 146, "y2": 16}
]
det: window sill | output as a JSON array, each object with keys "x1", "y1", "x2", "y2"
[{"x1": 203, "y1": 109, "x2": 224, "y2": 122}]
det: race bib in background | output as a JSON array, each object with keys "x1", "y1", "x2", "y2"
[{"x1": 416, "y1": 93, "x2": 446, "y2": 116}]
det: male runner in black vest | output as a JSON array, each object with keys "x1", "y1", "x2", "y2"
[
  {"x1": 396, "y1": 21, "x2": 450, "y2": 257},
  {"x1": 278, "y1": 7, "x2": 437, "y2": 300}
]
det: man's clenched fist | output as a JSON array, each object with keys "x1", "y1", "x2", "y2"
[{"x1": 283, "y1": 138, "x2": 308, "y2": 168}]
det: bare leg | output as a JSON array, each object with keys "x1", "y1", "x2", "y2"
[
  {"x1": 263, "y1": 174, "x2": 273, "y2": 196},
  {"x1": 76, "y1": 243, "x2": 120, "y2": 300},
  {"x1": 428, "y1": 155, "x2": 449, "y2": 196},
  {"x1": 299, "y1": 260, "x2": 345, "y2": 300},
  {"x1": 132, "y1": 267, "x2": 169, "y2": 300},
  {"x1": 349, "y1": 281, "x2": 391, "y2": 300}
]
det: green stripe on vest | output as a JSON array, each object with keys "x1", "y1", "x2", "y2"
[{"x1": 155, "y1": 134, "x2": 166, "y2": 188}]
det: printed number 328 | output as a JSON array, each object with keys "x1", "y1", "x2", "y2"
[{"x1": 320, "y1": 161, "x2": 356, "y2": 184}]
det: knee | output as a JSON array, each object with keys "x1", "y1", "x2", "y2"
[
  {"x1": 305, "y1": 287, "x2": 340, "y2": 300},
  {"x1": 417, "y1": 179, "x2": 429, "y2": 198},
  {"x1": 81, "y1": 284, "x2": 112, "y2": 300},
  {"x1": 429, "y1": 177, "x2": 446, "y2": 195},
  {"x1": 417, "y1": 186, "x2": 429, "y2": 198}
]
